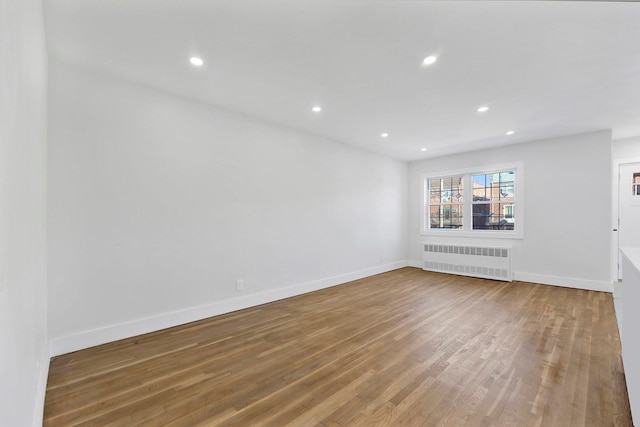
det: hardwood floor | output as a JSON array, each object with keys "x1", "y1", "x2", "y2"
[{"x1": 44, "y1": 268, "x2": 632, "y2": 426}]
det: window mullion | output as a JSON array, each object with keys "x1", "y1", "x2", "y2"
[{"x1": 463, "y1": 174, "x2": 471, "y2": 231}]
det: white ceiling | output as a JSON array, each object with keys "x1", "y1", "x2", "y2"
[{"x1": 45, "y1": 0, "x2": 640, "y2": 161}]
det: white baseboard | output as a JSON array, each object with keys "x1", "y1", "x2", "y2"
[
  {"x1": 513, "y1": 272, "x2": 613, "y2": 293},
  {"x1": 32, "y1": 341, "x2": 50, "y2": 427},
  {"x1": 49, "y1": 261, "x2": 409, "y2": 356},
  {"x1": 412, "y1": 263, "x2": 612, "y2": 293},
  {"x1": 407, "y1": 259, "x2": 422, "y2": 268},
  {"x1": 49, "y1": 262, "x2": 612, "y2": 357}
]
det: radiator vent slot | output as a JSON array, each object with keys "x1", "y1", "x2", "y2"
[{"x1": 422, "y1": 244, "x2": 512, "y2": 281}]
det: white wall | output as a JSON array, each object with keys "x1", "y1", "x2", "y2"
[
  {"x1": 0, "y1": 0, "x2": 49, "y2": 425},
  {"x1": 48, "y1": 62, "x2": 408, "y2": 354},
  {"x1": 614, "y1": 136, "x2": 640, "y2": 160},
  {"x1": 620, "y1": 248, "x2": 640, "y2": 424},
  {"x1": 409, "y1": 130, "x2": 612, "y2": 291}
]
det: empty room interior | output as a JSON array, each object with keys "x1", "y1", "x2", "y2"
[{"x1": 3, "y1": 0, "x2": 640, "y2": 426}]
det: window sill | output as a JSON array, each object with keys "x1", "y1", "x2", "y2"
[{"x1": 421, "y1": 229, "x2": 523, "y2": 240}]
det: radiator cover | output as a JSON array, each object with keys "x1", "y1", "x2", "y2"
[{"x1": 422, "y1": 243, "x2": 512, "y2": 281}]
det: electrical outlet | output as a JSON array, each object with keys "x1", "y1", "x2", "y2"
[{"x1": 235, "y1": 279, "x2": 244, "y2": 291}]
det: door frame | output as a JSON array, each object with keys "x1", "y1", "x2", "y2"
[{"x1": 613, "y1": 156, "x2": 640, "y2": 281}]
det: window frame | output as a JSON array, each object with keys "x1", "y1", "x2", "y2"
[
  {"x1": 428, "y1": 175, "x2": 465, "y2": 230},
  {"x1": 421, "y1": 162, "x2": 524, "y2": 239}
]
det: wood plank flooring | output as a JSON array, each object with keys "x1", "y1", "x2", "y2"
[{"x1": 44, "y1": 268, "x2": 632, "y2": 426}]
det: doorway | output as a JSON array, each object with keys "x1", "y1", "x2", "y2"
[{"x1": 615, "y1": 159, "x2": 640, "y2": 280}]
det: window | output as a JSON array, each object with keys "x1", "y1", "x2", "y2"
[
  {"x1": 428, "y1": 176, "x2": 464, "y2": 229},
  {"x1": 422, "y1": 163, "x2": 523, "y2": 238},
  {"x1": 504, "y1": 205, "x2": 514, "y2": 219},
  {"x1": 472, "y1": 171, "x2": 515, "y2": 230}
]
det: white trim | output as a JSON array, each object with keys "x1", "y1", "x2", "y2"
[
  {"x1": 421, "y1": 161, "x2": 524, "y2": 239},
  {"x1": 423, "y1": 229, "x2": 524, "y2": 239},
  {"x1": 407, "y1": 259, "x2": 422, "y2": 268},
  {"x1": 513, "y1": 271, "x2": 612, "y2": 293},
  {"x1": 415, "y1": 256, "x2": 610, "y2": 292},
  {"x1": 49, "y1": 261, "x2": 408, "y2": 356},
  {"x1": 48, "y1": 261, "x2": 615, "y2": 357},
  {"x1": 613, "y1": 156, "x2": 640, "y2": 281},
  {"x1": 32, "y1": 341, "x2": 50, "y2": 427}
]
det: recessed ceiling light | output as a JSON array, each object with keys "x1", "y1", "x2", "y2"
[
  {"x1": 506, "y1": 130, "x2": 515, "y2": 135},
  {"x1": 477, "y1": 106, "x2": 489, "y2": 113},
  {"x1": 189, "y1": 57, "x2": 204, "y2": 66},
  {"x1": 312, "y1": 106, "x2": 322, "y2": 113},
  {"x1": 422, "y1": 56, "x2": 437, "y2": 66},
  {"x1": 381, "y1": 133, "x2": 389, "y2": 138},
  {"x1": 421, "y1": 148, "x2": 428, "y2": 152}
]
